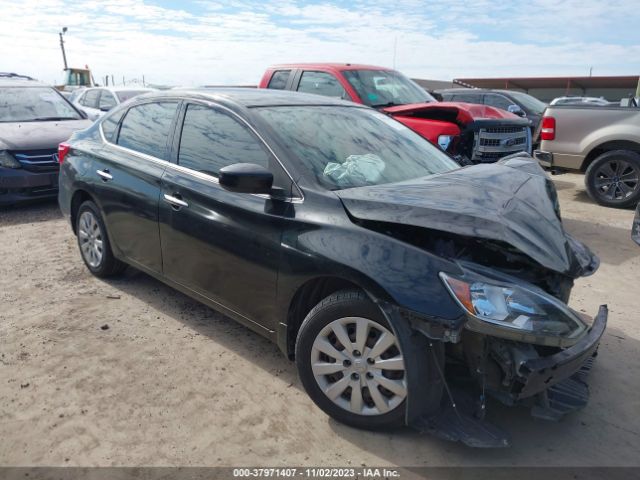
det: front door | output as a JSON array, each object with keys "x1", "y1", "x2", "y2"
[{"x1": 159, "y1": 102, "x2": 292, "y2": 331}]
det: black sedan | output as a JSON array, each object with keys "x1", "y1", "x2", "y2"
[{"x1": 58, "y1": 89, "x2": 606, "y2": 445}]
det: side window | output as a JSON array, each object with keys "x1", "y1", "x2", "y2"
[
  {"x1": 456, "y1": 93, "x2": 483, "y2": 104},
  {"x1": 267, "y1": 70, "x2": 291, "y2": 90},
  {"x1": 99, "y1": 91, "x2": 117, "y2": 110},
  {"x1": 484, "y1": 94, "x2": 512, "y2": 110},
  {"x1": 101, "y1": 109, "x2": 125, "y2": 142},
  {"x1": 178, "y1": 104, "x2": 270, "y2": 176},
  {"x1": 297, "y1": 71, "x2": 347, "y2": 98},
  {"x1": 81, "y1": 90, "x2": 100, "y2": 108},
  {"x1": 117, "y1": 102, "x2": 177, "y2": 159}
]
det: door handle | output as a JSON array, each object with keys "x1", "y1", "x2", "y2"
[
  {"x1": 163, "y1": 193, "x2": 189, "y2": 209},
  {"x1": 96, "y1": 169, "x2": 113, "y2": 181}
]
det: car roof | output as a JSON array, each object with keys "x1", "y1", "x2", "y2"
[
  {"x1": 0, "y1": 78, "x2": 49, "y2": 87},
  {"x1": 138, "y1": 87, "x2": 362, "y2": 108},
  {"x1": 86, "y1": 86, "x2": 156, "y2": 92},
  {"x1": 267, "y1": 63, "x2": 393, "y2": 72}
]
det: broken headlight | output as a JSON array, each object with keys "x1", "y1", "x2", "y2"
[
  {"x1": 440, "y1": 272, "x2": 587, "y2": 346},
  {"x1": 0, "y1": 151, "x2": 20, "y2": 169}
]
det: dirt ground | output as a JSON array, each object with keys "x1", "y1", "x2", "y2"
[{"x1": 0, "y1": 173, "x2": 638, "y2": 468}]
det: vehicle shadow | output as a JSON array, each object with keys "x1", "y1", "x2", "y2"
[
  {"x1": 0, "y1": 199, "x2": 61, "y2": 227},
  {"x1": 102, "y1": 268, "x2": 640, "y2": 467},
  {"x1": 549, "y1": 179, "x2": 576, "y2": 191},
  {"x1": 562, "y1": 217, "x2": 639, "y2": 266},
  {"x1": 568, "y1": 189, "x2": 638, "y2": 210}
]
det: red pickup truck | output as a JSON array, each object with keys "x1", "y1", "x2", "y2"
[{"x1": 259, "y1": 64, "x2": 532, "y2": 164}]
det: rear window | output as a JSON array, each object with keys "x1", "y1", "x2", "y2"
[
  {"x1": 117, "y1": 102, "x2": 178, "y2": 159},
  {"x1": 0, "y1": 87, "x2": 82, "y2": 122},
  {"x1": 101, "y1": 109, "x2": 125, "y2": 142},
  {"x1": 267, "y1": 70, "x2": 290, "y2": 90},
  {"x1": 81, "y1": 90, "x2": 100, "y2": 108}
]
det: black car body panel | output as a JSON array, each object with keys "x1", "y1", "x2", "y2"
[{"x1": 58, "y1": 89, "x2": 606, "y2": 445}]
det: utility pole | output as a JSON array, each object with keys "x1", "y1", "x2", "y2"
[{"x1": 59, "y1": 27, "x2": 68, "y2": 70}]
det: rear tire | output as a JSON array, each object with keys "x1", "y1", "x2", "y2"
[
  {"x1": 585, "y1": 150, "x2": 640, "y2": 208},
  {"x1": 76, "y1": 200, "x2": 127, "y2": 277},
  {"x1": 295, "y1": 290, "x2": 410, "y2": 429}
]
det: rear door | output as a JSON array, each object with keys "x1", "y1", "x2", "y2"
[
  {"x1": 96, "y1": 100, "x2": 180, "y2": 273},
  {"x1": 159, "y1": 101, "x2": 294, "y2": 332}
]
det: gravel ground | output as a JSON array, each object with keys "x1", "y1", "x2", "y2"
[{"x1": 0, "y1": 173, "x2": 638, "y2": 468}]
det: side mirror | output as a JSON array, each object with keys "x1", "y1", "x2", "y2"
[
  {"x1": 508, "y1": 104, "x2": 526, "y2": 117},
  {"x1": 219, "y1": 163, "x2": 273, "y2": 194}
]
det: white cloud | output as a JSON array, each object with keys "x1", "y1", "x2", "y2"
[{"x1": 0, "y1": 0, "x2": 638, "y2": 87}]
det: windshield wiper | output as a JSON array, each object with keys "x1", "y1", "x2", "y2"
[{"x1": 371, "y1": 102, "x2": 401, "y2": 108}]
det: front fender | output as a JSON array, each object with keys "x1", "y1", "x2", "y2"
[{"x1": 277, "y1": 223, "x2": 467, "y2": 338}]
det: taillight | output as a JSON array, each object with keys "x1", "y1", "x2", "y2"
[
  {"x1": 58, "y1": 143, "x2": 70, "y2": 164},
  {"x1": 540, "y1": 117, "x2": 555, "y2": 141}
]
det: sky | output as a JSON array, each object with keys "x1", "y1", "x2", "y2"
[{"x1": 1, "y1": 0, "x2": 639, "y2": 87}]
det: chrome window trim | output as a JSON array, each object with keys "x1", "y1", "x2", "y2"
[{"x1": 98, "y1": 98, "x2": 304, "y2": 204}]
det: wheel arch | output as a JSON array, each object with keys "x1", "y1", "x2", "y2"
[
  {"x1": 70, "y1": 188, "x2": 97, "y2": 235},
  {"x1": 581, "y1": 140, "x2": 640, "y2": 172},
  {"x1": 282, "y1": 275, "x2": 390, "y2": 360}
]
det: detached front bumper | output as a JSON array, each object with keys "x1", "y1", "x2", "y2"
[
  {"x1": 516, "y1": 305, "x2": 607, "y2": 399},
  {"x1": 0, "y1": 167, "x2": 59, "y2": 206}
]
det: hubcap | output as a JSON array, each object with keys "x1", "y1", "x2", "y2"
[
  {"x1": 78, "y1": 211, "x2": 103, "y2": 268},
  {"x1": 310, "y1": 317, "x2": 406, "y2": 416},
  {"x1": 594, "y1": 159, "x2": 640, "y2": 201}
]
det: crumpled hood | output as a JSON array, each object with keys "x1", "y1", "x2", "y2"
[
  {"x1": 383, "y1": 102, "x2": 530, "y2": 124},
  {"x1": 0, "y1": 120, "x2": 91, "y2": 150},
  {"x1": 336, "y1": 155, "x2": 598, "y2": 278}
]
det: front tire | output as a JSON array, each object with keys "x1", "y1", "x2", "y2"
[
  {"x1": 295, "y1": 290, "x2": 409, "y2": 429},
  {"x1": 76, "y1": 200, "x2": 127, "y2": 277},
  {"x1": 585, "y1": 150, "x2": 640, "y2": 208}
]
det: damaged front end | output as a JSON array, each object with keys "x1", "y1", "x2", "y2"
[{"x1": 338, "y1": 155, "x2": 607, "y2": 446}]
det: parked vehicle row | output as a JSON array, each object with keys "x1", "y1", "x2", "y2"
[
  {"x1": 0, "y1": 75, "x2": 91, "y2": 206},
  {"x1": 534, "y1": 103, "x2": 640, "y2": 208},
  {"x1": 71, "y1": 86, "x2": 156, "y2": 120},
  {"x1": 57, "y1": 88, "x2": 606, "y2": 446},
  {"x1": 435, "y1": 87, "x2": 546, "y2": 134},
  {"x1": 259, "y1": 64, "x2": 533, "y2": 164}
]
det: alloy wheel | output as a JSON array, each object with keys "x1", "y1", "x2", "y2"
[
  {"x1": 78, "y1": 211, "x2": 104, "y2": 268},
  {"x1": 593, "y1": 159, "x2": 640, "y2": 201},
  {"x1": 310, "y1": 316, "x2": 406, "y2": 416}
]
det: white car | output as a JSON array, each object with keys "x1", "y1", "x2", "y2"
[{"x1": 72, "y1": 87, "x2": 155, "y2": 120}]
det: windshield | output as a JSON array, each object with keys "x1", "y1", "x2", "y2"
[
  {"x1": 0, "y1": 87, "x2": 82, "y2": 122},
  {"x1": 116, "y1": 90, "x2": 150, "y2": 102},
  {"x1": 506, "y1": 91, "x2": 547, "y2": 115},
  {"x1": 256, "y1": 106, "x2": 458, "y2": 190},
  {"x1": 343, "y1": 69, "x2": 435, "y2": 108}
]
